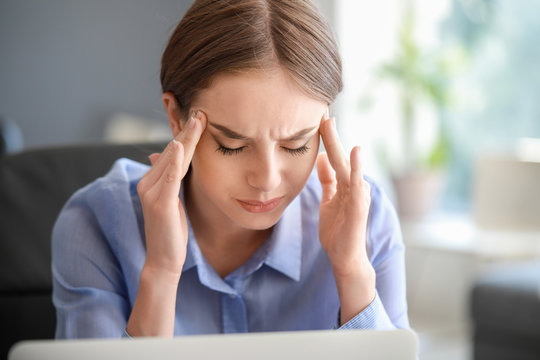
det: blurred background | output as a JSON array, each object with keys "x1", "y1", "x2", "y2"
[{"x1": 1, "y1": 0, "x2": 539, "y2": 359}]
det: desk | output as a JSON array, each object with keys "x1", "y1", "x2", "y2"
[
  {"x1": 402, "y1": 214, "x2": 540, "y2": 359},
  {"x1": 403, "y1": 213, "x2": 540, "y2": 323}
]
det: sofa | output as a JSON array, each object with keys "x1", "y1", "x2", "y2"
[
  {"x1": 0, "y1": 141, "x2": 165, "y2": 358},
  {"x1": 471, "y1": 261, "x2": 540, "y2": 360}
]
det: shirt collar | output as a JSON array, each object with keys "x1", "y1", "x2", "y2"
[
  {"x1": 182, "y1": 201, "x2": 235, "y2": 294},
  {"x1": 182, "y1": 220, "x2": 198, "y2": 273},
  {"x1": 263, "y1": 195, "x2": 302, "y2": 281}
]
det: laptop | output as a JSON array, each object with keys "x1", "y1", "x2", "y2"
[{"x1": 9, "y1": 329, "x2": 418, "y2": 360}]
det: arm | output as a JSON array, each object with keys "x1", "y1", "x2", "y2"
[
  {"x1": 52, "y1": 199, "x2": 130, "y2": 338},
  {"x1": 317, "y1": 114, "x2": 408, "y2": 329},
  {"x1": 338, "y1": 199, "x2": 409, "y2": 329},
  {"x1": 338, "y1": 183, "x2": 409, "y2": 329},
  {"x1": 126, "y1": 108, "x2": 206, "y2": 337},
  {"x1": 54, "y1": 108, "x2": 206, "y2": 338}
]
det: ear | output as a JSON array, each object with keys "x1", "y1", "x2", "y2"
[{"x1": 162, "y1": 92, "x2": 183, "y2": 138}]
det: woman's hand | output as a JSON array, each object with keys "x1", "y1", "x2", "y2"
[
  {"x1": 127, "y1": 110, "x2": 206, "y2": 337},
  {"x1": 137, "y1": 110, "x2": 206, "y2": 275},
  {"x1": 316, "y1": 114, "x2": 376, "y2": 325}
]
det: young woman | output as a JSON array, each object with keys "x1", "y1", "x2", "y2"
[{"x1": 52, "y1": 0, "x2": 409, "y2": 338}]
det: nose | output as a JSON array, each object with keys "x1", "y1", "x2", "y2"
[{"x1": 247, "y1": 150, "x2": 282, "y2": 193}]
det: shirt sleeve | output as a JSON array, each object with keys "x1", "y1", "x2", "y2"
[
  {"x1": 338, "y1": 292, "x2": 395, "y2": 330},
  {"x1": 52, "y1": 186, "x2": 130, "y2": 339},
  {"x1": 338, "y1": 178, "x2": 410, "y2": 330}
]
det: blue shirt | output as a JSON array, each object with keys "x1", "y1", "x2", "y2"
[{"x1": 52, "y1": 158, "x2": 409, "y2": 338}]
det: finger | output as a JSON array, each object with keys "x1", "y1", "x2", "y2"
[
  {"x1": 156, "y1": 140, "x2": 185, "y2": 203},
  {"x1": 319, "y1": 116, "x2": 350, "y2": 183},
  {"x1": 350, "y1": 146, "x2": 371, "y2": 216},
  {"x1": 316, "y1": 152, "x2": 337, "y2": 202},
  {"x1": 350, "y1": 146, "x2": 364, "y2": 199},
  {"x1": 350, "y1": 146, "x2": 363, "y2": 184},
  {"x1": 176, "y1": 110, "x2": 207, "y2": 177},
  {"x1": 148, "y1": 153, "x2": 160, "y2": 166},
  {"x1": 139, "y1": 141, "x2": 176, "y2": 190}
]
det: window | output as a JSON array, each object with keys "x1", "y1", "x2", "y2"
[{"x1": 331, "y1": 0, "x2": 540, "y2": 210}]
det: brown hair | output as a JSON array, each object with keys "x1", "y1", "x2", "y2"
[{"x1": 160, "y1": 0, "x2": 342, "y2": 121}]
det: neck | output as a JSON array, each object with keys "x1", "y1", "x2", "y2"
[{"x1": 184, "y1": 176, "x2": 272, "y2": 277}]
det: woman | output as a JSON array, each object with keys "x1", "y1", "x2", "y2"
[{"x1": 52, "y1": 0, "x2": 409, "y2": 338}]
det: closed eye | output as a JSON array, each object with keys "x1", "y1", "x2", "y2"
[
  {"x1": 282, "y1": 144, "x2": 310, "y2": 156},
  {"x1": 216, "y1": 144, "x2": 245, "y2": 156},
  {"x1": 216, "y1": 143, "x2": 310, "y2": 156}
]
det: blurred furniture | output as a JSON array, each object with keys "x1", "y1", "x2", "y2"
[
  {"x1": 471, "y1": 262, "x2": 540, "y2": 360},
  {"x1": 404, "y1": 215, "x2": 540, "y2": 323},
  {"x1": 470, "y1": 153, "x2": 540, "y2": 359},
  {"x1": 403, "y1": 215, "x2": 540, "y2": 359},
  {"x1": 473, "y1": 153, "x2": 540, "y2": 231},
  {"x1": 0, "y1": 142, "x2": 165, "y2": 359},
  {"x1": 104, "y1": 113, "x2": 171, "y2": 143},
  {"x1": 0, "y1": 116, "x2": 24, "y2": 156}
]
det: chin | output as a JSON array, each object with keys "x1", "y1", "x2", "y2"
[{"x1": 234, "y1": 210, "x2": 284, "y2": 231}]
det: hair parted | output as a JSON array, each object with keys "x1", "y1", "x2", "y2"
[{"x1": 160, "y1": 0, "x2": 343, "y2": 120}]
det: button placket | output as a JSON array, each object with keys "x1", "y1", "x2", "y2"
[{"x1": 221, "y1": 291, "x2": 248, "y2": 333}]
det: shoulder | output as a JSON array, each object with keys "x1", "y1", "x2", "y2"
[
  {"x1": 365, "y1": 174, "x2": 398, "y2": 226},
  {"x1": 52, "y1": 159, "x2": 149, "y2": 301},
  {"x1": 52, "y1": 158, "x2": 149, "y2": 247},
  {"x1": 66, "y1": 158, "x2": 148, "y2": 208},
  {"x1": 364, "y1": 175, "x2": 404, "y2": 266}
]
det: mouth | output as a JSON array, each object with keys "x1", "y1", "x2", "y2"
[{"x1": 237, "y1": 197, "x2": 283, "y2": 213}]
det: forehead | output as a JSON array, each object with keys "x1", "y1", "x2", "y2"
[{"x1": 193, "y1": 68, "x2": 327, "y2": 137}]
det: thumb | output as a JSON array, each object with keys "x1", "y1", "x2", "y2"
[
  {"x1": 316, "y1": 152, "x2": 337, "y2": 202},
  {"x1": 178, "y1": 110, "x2": 207, "y2": 177},
  {"x1": 148, "y1": 153, "x2": 160, "y2": 166}
]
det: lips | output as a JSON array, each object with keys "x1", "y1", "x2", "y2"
[{"x1": 237, "y1": 197, "x2": 283, "y2": 213}]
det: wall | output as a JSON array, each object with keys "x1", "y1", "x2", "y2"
[
  {"x1": 0, "y1": 1, "x2": 341, "y2": 151},
  {"x1": 0, "y1": 0, "x2": 190, "y2": 149}
]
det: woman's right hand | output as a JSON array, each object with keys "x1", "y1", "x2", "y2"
[
  {"x1": 127, "y1": 110, "x2": 206, "y2": 337},
  {"x1": 137, "y1": 110, "x2": 206, "y2": 275}
]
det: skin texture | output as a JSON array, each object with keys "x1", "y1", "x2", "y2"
[{"x1": 127, "y1": 67, "x2": 375, "y2": 337}]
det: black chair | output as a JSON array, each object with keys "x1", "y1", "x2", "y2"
[
  {"x1": 471, "y1": 262, "x2": 540, "y2": 360},
  {"x1": 0, "y1": 142, "x2": 166, "y2": 359}
]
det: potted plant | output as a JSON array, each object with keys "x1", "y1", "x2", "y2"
[{"x1": 374, "y1": 6, "x2": 465, "y2": 220}]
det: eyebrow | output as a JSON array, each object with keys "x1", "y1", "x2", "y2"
[{"x1": 208, "y1": 122, "x2": 318, "y2": 141}]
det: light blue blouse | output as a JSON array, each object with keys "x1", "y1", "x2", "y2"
[{"x1": 52, "y1": 158, "x2": 409, "y2": 338}]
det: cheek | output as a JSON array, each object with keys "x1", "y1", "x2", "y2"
[
  {"x1": 284, "y1": 140, "x2": 319, "y2": 185},
  {"x1": 191, "y1": 133, "x2": 245, "y2": 193},
  {"x1": 302, "y1": 136, "x2": 320, "y2": 169},
  {"x1": 191, "y1": 134, "x2": 226, "y2": 179}
]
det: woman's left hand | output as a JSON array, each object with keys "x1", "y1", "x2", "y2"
[{"x1": 317, "y1": 113, "x2": 376, "y2": 324}]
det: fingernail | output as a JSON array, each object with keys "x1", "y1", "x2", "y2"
[
  {"x1": 186, "y1": 112, "x2": 195, "y2": 130},
  {"x1": 188, "y1": 110, "x2": 201, "y2": 129}
]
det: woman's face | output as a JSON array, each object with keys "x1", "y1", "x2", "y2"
[{"x1": 188, "y1": 67, "x2": 327, "y2": 231}]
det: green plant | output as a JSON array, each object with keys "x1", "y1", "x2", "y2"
[{"x1": 376, "y1": 6, "x2": 465, "y2": 172}]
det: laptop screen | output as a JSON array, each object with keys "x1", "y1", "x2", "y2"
[{"x1": 9, "y1": 329, "x2": 418, "y2": 360}]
